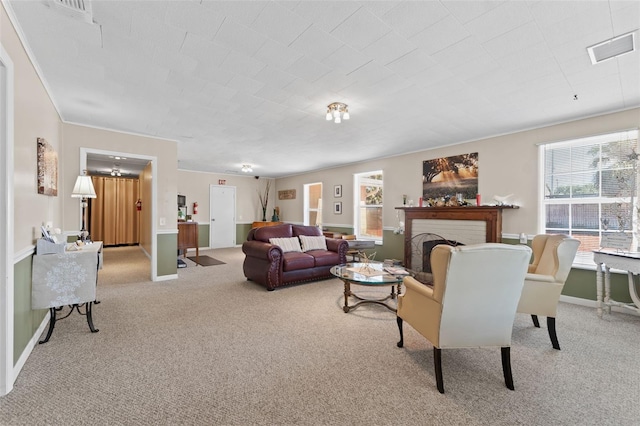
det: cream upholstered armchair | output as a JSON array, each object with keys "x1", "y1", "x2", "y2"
[
  {"x1": 397, "y1": 243, "x2": 531, "y2": 393},
  {"x1": 517, "y1": 234, "x2": 580, "y2": 350}
]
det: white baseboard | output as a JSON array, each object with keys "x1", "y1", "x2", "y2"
[
  {"x1": 156, "y1": 274, "x2": 178, "y2": 281},
  {"x1": 140, "y1": 246, "x2": 151, "y2": 260},
  {"x1": 13, "y1": 310, "x2": 50, "y2": 382},
  {"x1": 559, "y1": 295, "x2": 596, "y2": 307}
]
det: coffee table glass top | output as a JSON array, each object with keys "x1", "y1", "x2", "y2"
[{"x1": 330, "y1": 262, "x2": 409, "y2": 285}]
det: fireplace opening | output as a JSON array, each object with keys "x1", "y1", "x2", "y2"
[{"x1": 408, "y1": 233, "x2": 464, "y2": 284}]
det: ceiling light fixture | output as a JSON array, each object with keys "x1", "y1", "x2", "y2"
[
  {"x1": 241, "y1": 164, "x2": 253, "y2": 173},
  {"x1": 325, "y1": 102, "x2": 350, "y2": 124},
  {"x1": 587, "y1": 32, "x2": 635, "y2": 64},
  {"x1": 110, "y1": 164, "x2": 122, "y2": 176}
]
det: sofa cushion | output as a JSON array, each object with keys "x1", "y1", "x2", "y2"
[
  {"x1": 282, "y1": 252, "x2": 315, "y2": 271},
  {"x1": 292, "y1": 225, "x2": 322, "y2": 237},
  {"x1": 300, "y1": 235, "x2": 327, "y2": 252},
  {"x1": 269, "y1": 237, "x2": 302, "y2": 253},
  {"x1": 253, "y1": 224, "x2": 293, "y2": 242},
  {"x1": 311, "y1": 250, "x2": 341, "y2": 267}
]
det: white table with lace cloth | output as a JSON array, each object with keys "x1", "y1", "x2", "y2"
[{"x1": 32, "y1": 241, "x2": 103, "y2": 343}]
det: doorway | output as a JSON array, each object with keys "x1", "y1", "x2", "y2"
[
  {"x1": 304, "y1": 182, "x2": 323, "y2": 227},
  {"x1": 209, "y1": 185, "x2": 236, "y2": 248},
  {"x1": 81, "y1": 148, "x2": 158, "y2": 281},
  {"x1": 90, "y1": 176, "x2": 141, "y2": 246}
]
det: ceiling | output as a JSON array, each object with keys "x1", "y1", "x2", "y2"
[
  {"x1": 6, "y1": 0, "x2": 640, "y2": 178},
  {"x1": 85, "y1": 152, "x2": 150, "y2": 177}
]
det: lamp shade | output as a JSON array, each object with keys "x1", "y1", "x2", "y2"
[{"x1": 71, "y1": 175, "x2": 97, "y2": 198}]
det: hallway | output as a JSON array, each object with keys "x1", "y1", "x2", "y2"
[{"x1": 99, "y1": 245, "x2": 151, "y2": 286}]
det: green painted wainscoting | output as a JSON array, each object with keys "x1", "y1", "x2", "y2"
[
  {"x1": 14, "y1": 255, "x2": 47, "y2": 365},
  {"x1": 198, "y1": 223, "x2": 209, "y2": 248},
  {"x1": 157, "y1": 232, "x2": 178, "y2": 277},
  {"x1": 197, "y1": 223, "x2": 254, "y2": 247},
  {"x1": 237, "y1": 223, "x2": 254, "y2": 244}
]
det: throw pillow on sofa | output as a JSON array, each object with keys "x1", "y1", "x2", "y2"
[
  {"x1": 299, "y1": 235, "x2": 327, "y2": 252},
  {"x1": 269, "y1": 237, "x2": 303, "y2": 253}
]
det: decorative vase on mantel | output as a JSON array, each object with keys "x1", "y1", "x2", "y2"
[
  {"x1": 271, "y1": 208, "x2": 279, "y2": 222},
  {"x1": 262, "y1": 208, "x2": 267, "y2": 222}
]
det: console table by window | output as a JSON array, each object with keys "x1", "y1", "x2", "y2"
[
  {"x1": 32, "y1": 241, "x2": 103, "y2": 343},
  {"x1": 178, "y1": 221, "x2": 199, "y2": 264},
  {"x1": 593, "y1": 250, "x2": 640, "y2": 318}
]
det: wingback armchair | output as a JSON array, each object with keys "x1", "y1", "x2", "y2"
[
  {"x1": 517, "y1": 234, "x2": 580, "y2": 350},
  {"x1": 397, "y1": 243, "x2": 531, "y2": 393}
]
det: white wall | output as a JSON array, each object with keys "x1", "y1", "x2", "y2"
[
  {"x1": 2, "y1": 3, "x2": 63, "y2": 253},
  {"x1": 61, "y1": 123, "x2": 178, "y2": 235},
  {"x1": 177, "y1": 170, "x2": 275, "y2": 225},
  {"x1": 275, "y1": 108, "x2": 640, "y2": 235}
]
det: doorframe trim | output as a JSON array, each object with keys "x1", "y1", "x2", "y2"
[{"x1": 1, "y1": 43, "x2": 16, "y2": 396}]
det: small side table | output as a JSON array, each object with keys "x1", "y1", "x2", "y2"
[
  {"x1": 32, "y1": 241, "x2": 103, "y2": 343},
  {"x1": 178, "y1": 221, "x2": 199, "y2": 264},
  {"x1": 593, "y1": 250, "x2": 640, "y2": 318},
  {"x1": 251, "y1": 221, "x2": 283, "y2": 229}
]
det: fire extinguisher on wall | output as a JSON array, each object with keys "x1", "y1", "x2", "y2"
[
  {"x1": 136, "y1": 199, "x2": 142, "y2": 211},
  {"x1": 193, "y1": 201, "x2": 198, "y2": 215}
]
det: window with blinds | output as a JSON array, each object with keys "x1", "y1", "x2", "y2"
[{"x1": 542, "y1": 129, "x2": 639, "y2": 264}]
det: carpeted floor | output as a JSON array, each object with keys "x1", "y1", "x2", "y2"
[{"x1": 1, "y1": 246, "x2": 639, "y2": 425}]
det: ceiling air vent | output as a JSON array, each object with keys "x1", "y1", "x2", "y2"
[
  {"x1": 587, "y1": 32, "x2": 635, "y2": 65},
  {"x1": 50, "y1": 0, "x2": 93, "y2": 24}
]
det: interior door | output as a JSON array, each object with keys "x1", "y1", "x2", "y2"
[{"x1": 209, "y1": 185, "x2": 236, "y2": 249}]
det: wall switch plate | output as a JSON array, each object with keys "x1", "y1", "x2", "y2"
[
  {"x1": 519, "y1": 233, "x2": 527, "y2": 244},
  {"x1": 159, "y1": 217, "x2": 166, "y2": 226}
]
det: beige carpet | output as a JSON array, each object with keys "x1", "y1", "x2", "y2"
[
  {"x1": 99, "y1": 245, "x2": 151, "y2": 285},
  {"x1": 1, "y1": 246, "x2": 638, "y2": 425}
]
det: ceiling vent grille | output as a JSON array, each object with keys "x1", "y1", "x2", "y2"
[
  {"x1": 50, "y1": 0, "x2": 93, "y2": 24},
  {"x1": 587, "y1": 32, "x2": 635, "y2": 64}
]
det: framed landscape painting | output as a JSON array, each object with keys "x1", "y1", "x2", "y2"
[{"x1": 422, "y1": 152, "x2": 478, "y2": 200}]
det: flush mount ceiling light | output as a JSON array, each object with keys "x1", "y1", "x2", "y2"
[
  {"x1": 587, "y1": 32, "x2": 635, "y2": 64},
  {"x1": 325, "y1": 102, "x2": 350, "y2": 124},
  {"x1": 241, "y1": 164, "x2": 253, "y2": 173},
  {"x1": 110, "y1": 164, "x2": 121, "y2": 176}
]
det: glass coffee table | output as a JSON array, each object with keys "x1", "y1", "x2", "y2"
[{"x1": 330, "y1": 262, "x2": 409, "y2": 313}]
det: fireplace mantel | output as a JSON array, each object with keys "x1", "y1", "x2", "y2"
[{"x1": 396, "y1": 206, "x2": 519, "y2": 269}]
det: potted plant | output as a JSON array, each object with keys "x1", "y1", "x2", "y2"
[{"x1": 258, "y1": 180, "x2": 271, "y2": 221}]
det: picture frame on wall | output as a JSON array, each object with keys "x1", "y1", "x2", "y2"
[
  {"x1": 37, "y1": 137, "x2": 58, "y2": 196},
  {"x1": 334, "y1": 202, "x2": 342, "y2": 215},
  {"x1": 334, "y1": 185, "x2": 342, "y2": 198},
  {"x1": 422, "y1": 152, "x2": 478, "y2": 201}
]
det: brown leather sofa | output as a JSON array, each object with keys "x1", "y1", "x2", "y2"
[{"x1": 242, "y1": 224, "x2": 348, "y2": 290}]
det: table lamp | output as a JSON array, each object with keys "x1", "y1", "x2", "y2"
[{"x1": 71, "y1": 171, "x2": 97, "y2": 242}]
